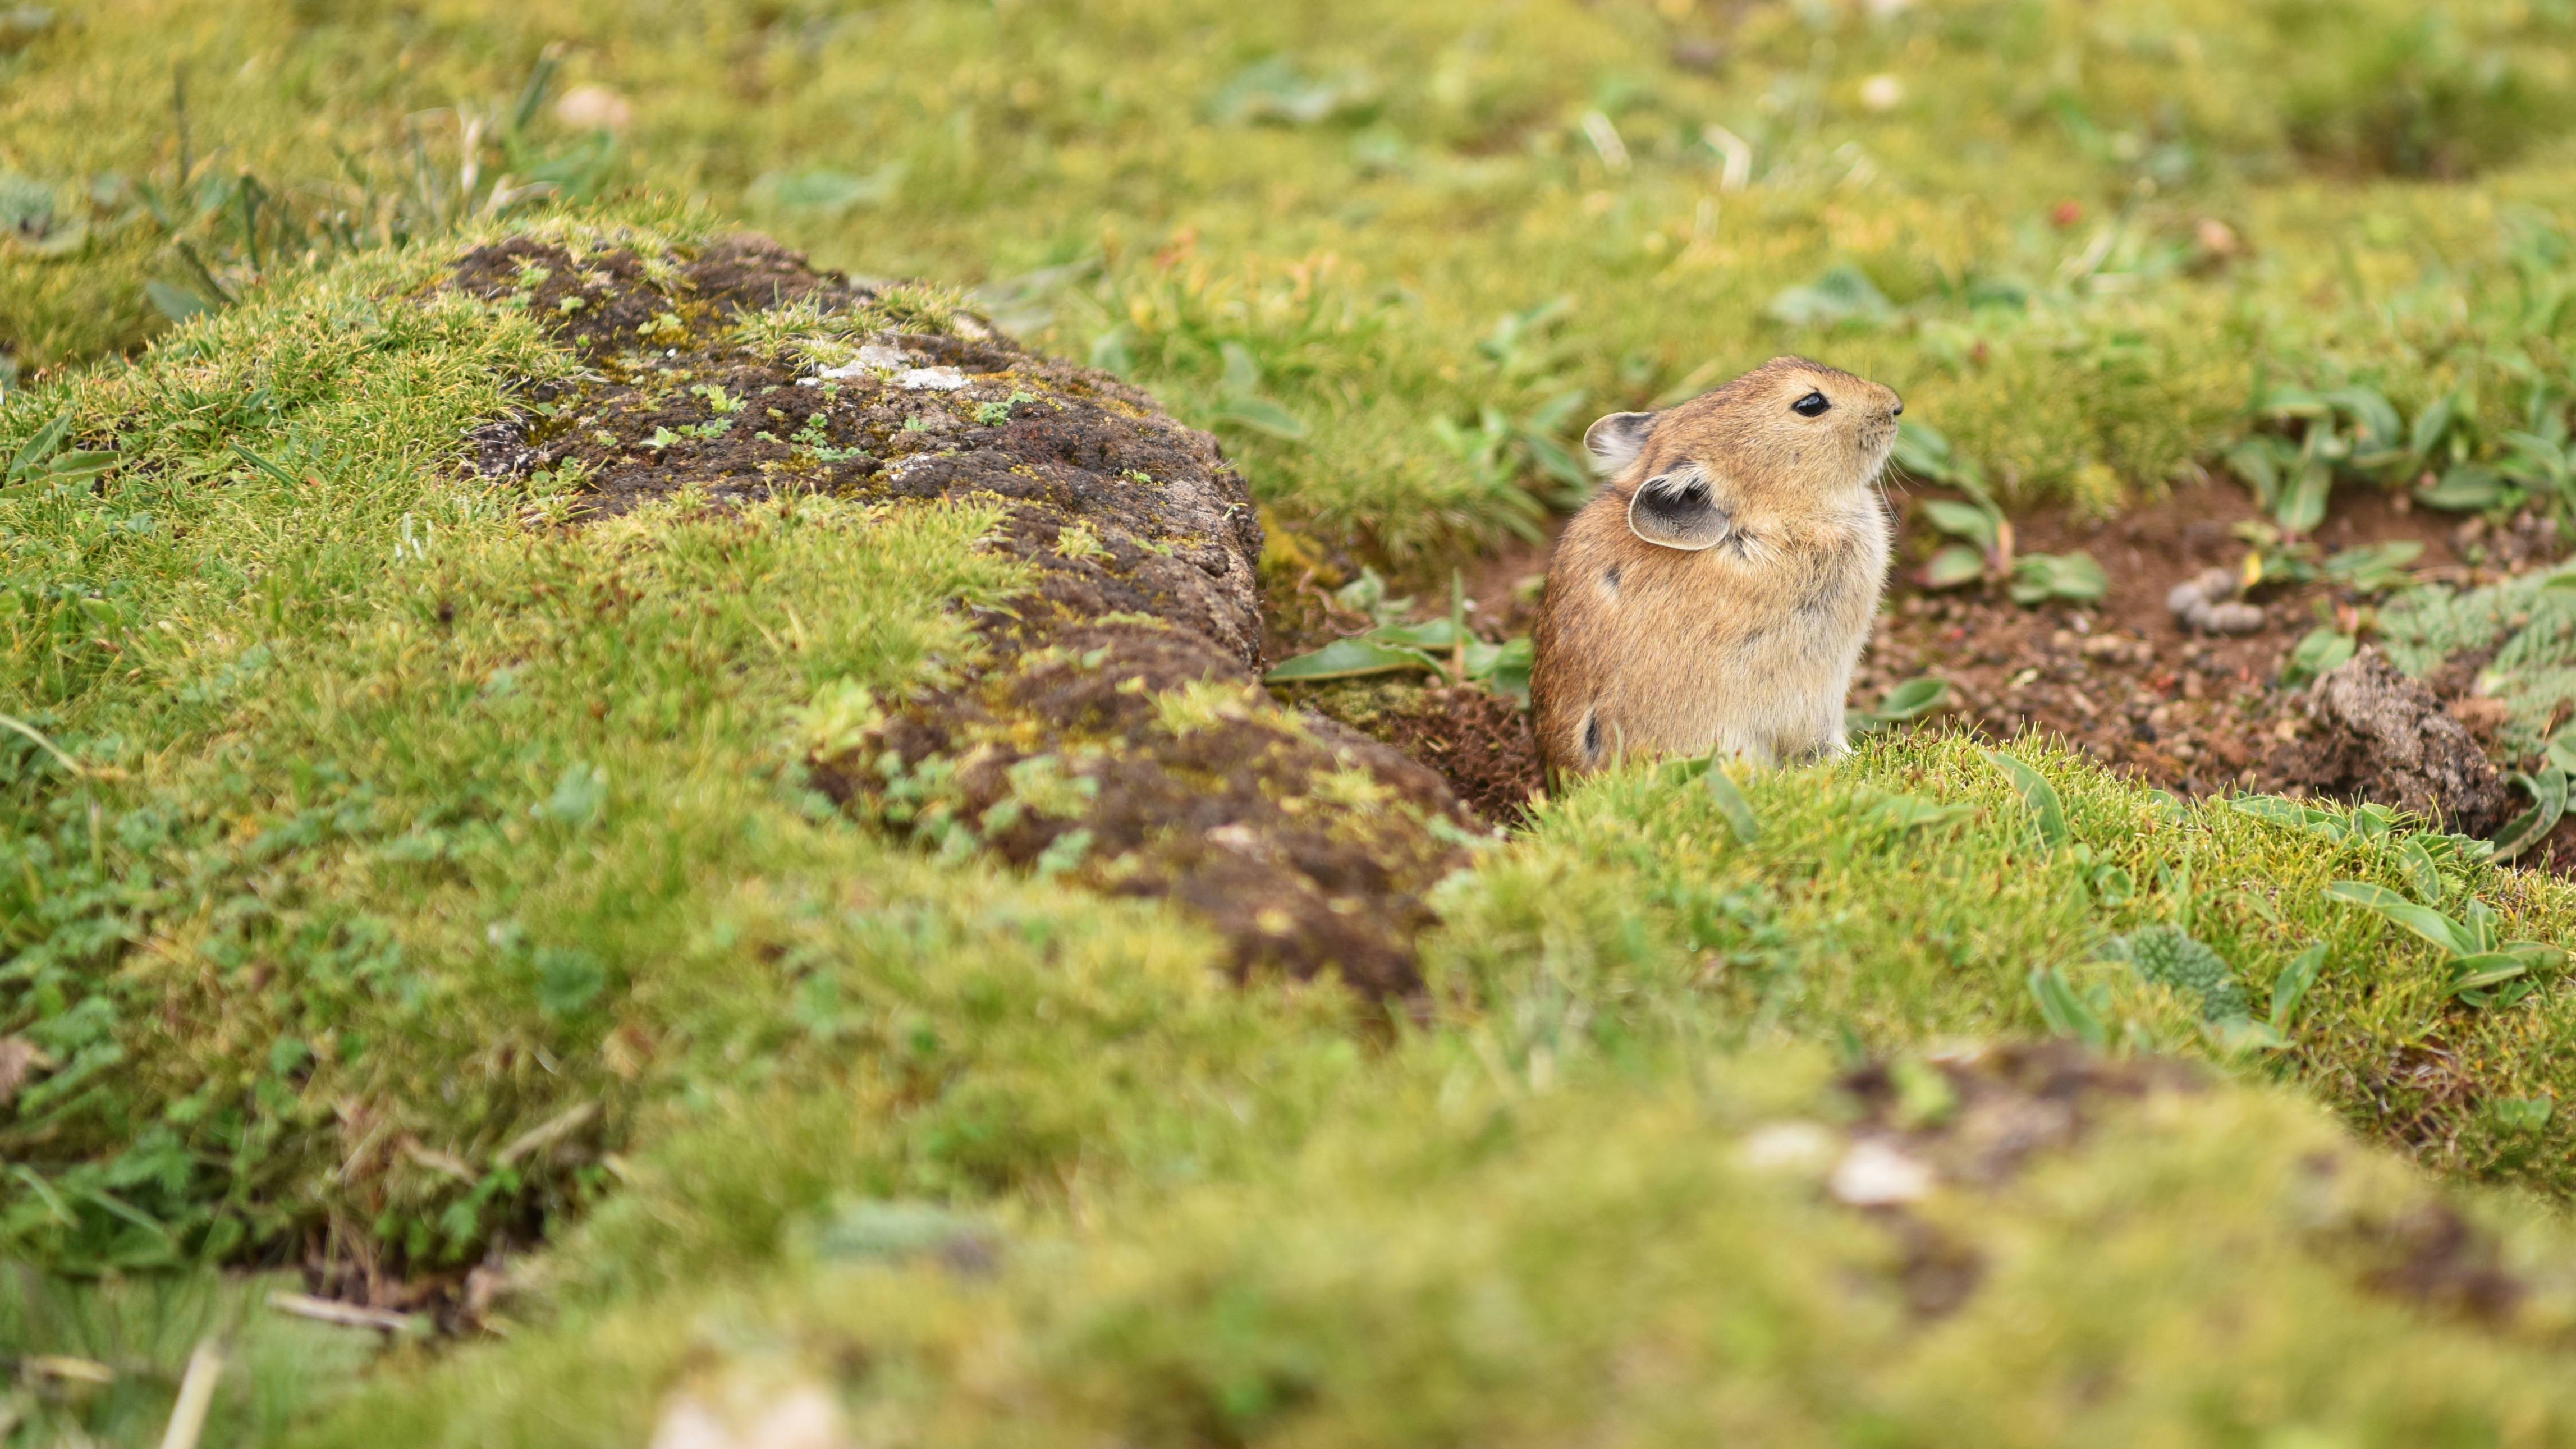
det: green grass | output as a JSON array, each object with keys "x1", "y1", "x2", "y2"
[
  {"x1": 12, "y1": 2, "x2": 2576, "y2": 1442},
  {"x1": 295, "y1": 1045, "x2": 2576, "y2": 1449},
  {"x1": 9, "y1": 1, "x2": 2576, "y2": 554}
]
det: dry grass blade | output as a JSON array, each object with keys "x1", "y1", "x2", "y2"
[
  {"x1": 156, "y1": 1341, "x2": 221, "y2": 1449},
  {"x1": 265, "y1": 1291, "x2": 419, "y2": 1333}
]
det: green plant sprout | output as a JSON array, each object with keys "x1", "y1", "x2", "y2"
[{"x1": 2326, "y1": 881, "x2": 2566, "y2": 1007}]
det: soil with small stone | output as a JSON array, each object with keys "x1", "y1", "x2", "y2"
[
  {"x1": 1818, "y1": 1043, "x2": 2533, "y2": 1329},
  {"x1": 449, "y1": 232, "x2": 1479, "y2": 998},
  {"x1": 1287, "y1": 476, "x2": 2568, "y2": 847}
]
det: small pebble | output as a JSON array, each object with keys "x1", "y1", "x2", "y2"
[
  {"x1": 1829, "y1": 1139, "x2": 1935, "y2": 1206},
  {"x1": 1739, "y1": 1121, "x2": 1838, "y2": 1175}
]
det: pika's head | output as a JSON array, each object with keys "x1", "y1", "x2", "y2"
[{"x1": 1582, "y1": 357, "x2": 1902, "y2": 552}]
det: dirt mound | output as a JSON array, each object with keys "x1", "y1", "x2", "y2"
[
  {"x1": 2285, "y1": 649, "x2": 2518, "y2": 835},
  {"x1": 446, "y1": 233, "x2": 1477, "y2": 996}
]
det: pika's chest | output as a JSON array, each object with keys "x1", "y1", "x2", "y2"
[{"x1": 1644, "y1": 505, "x2": 1889, "y2": 632}]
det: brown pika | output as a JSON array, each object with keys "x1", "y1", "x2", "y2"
[{"x1": 1529, "y1": 356, "x2": 1901, "y2": 779}]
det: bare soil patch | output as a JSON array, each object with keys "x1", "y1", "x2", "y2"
[{"x1": 1281, "y1": 476, "x2": 2565, "y2": 839}]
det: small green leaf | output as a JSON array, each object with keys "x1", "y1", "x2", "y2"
[
  {"x1": 2494, "y1": 1097, "x2": 2555, "y2": 1132},
  {"x1": 2323, "y1": 386, "x2": 2401, "y2": 451},
  {"x1": 1863, "y1": 794, "x2": 1974, "y2": 833},
  {"x1": 2252, "y1": 381, "x2": 2330, "y2": 419},
  {"x1": 2494, "y1": 765, "x2": 2568, "y2": 863},
  {"x1": 2445, "y1": 954, "x2": 2532, "y2": 996},
  {"x1": 2396, "y1": 837, "x2": 2445, "y2": 905},
  {"x1": 145, "y1": 279, "x2": 215, "y2": 322},
  {"x1": 1877, "y1": 676, "x2": 1950, "y2": 721},
  {"x1": 2230, "y1": 795, "x2": 2315, "y2": 831},
  {"x1": 2408, "y1": 391, "x2": 2459, "y2": 460},
  {"x1": 537, "y1": 762, "x2": 609, "y2": 828},
  {"x1": 2323, "y1": 880, "x2": 2476, "y2": 957},
  {"x1": 1892, "y1": 419, "x2": 1958, "y2": 482},
  {"x1": 227, "y1": 441, "x2": 305, "y2": 489},
  {"x1": 2415, "y1": 464, "x2": 2506, "y2": 511},
  {"x1": 535, "y1": 947, "x2": 608, "y2": 1016},
  {"x1": 1920, "y1": 543, "x2": 1987, "y2": 588},
  {"x1": 1920, "y1": 499, "x2": 1999, "y2": 548},
  {"x1": 2270, "y1": 944, "x2": 2328, "y2": 1031},
  {"x1": 1704, "y1": 759, "x2": 1762, "y2": 845},
  {"x1": 1985, "y1": 750, "x2": 2069, "y2": 849},
  {"x1": 1212, "y1": 396, "x2": 1309, "y2": 441},
  {"x1": 2280, "y1": 627, "x2": 2357, "y2": 687},
  {"x1": 2007, "y1": 551, "x2": 2107, "y2": 605},
  {"x1": 2028, "y1": 966, "x2": 2106, "y2": 1047}
]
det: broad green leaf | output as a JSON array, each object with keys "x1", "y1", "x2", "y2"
[
  {"x1": 2252, "y1": 381, "x2": 2329, "y2": 419},
  {"x1": 2323, "y1": 880, "x2": 2476, "y2": 956},
  {"x1": 145, "y1": 279, "x2": 216, "y2": 322},
  {"x1": 2276, "y1": 457, "x2": 2331, "y2": 536},
  {"x1": 1919, "y1": 499, "x2": 1999, "y2": 548},
  {"x1": 2230, "y1": 795, "x2": 2315, "y2": 831},
  {"x1": 2321, "y1": 540, "x2": 2422, "y2": 592},
  {"x1": 2226, "y1": 438, "x2": 2284, "y2": 507},
  {"x1": 1864, "y1": 794, "x2": 1974, "y2": 833},
  {"x1": 2323, "y1": 386, "x2": 2401, "y2": 450},
  {"x1": 1467, "y1": 635, "x2": 1534, "y2": 699},
  {"x1": 2446, "y1": 954, "x2": 2532, "y2": 996},
  {"x1": 1704, "y1": 759, "x2": 1762, "y2": 845},
  {"x1": 1892, "y1": 419, "x2": 1957, "y2": 482},
  {"x1": 2416, "y1": 464, "x2": 2506, "y2": 511},
  {"x1": 1986, "y1": 751, "x2": 2069, "y2": 849},
  {"x1": 2409, "y1": 391, "x2": 2458, "y2": 460},
  {"x1": 1873, "y1": 676, "x2": 1950, "y2": 721},
  {"x1": 2494, "y1": 765, "x2": 2568, "y2": 863},
  {"x1": 1920, "y1": 543, "x2": 1986, "y2": 588},
  {"x1": 1263, "y1": 636, "x2": 1446, "y2": 683}
]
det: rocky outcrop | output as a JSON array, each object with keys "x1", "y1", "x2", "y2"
[{"x1": 449, "y1": 232, "x2": 1475, "y2": 996}]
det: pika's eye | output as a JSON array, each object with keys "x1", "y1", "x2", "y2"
[{"x1": 1791, "y1": 391, "x2": 1831, "y2": 418}]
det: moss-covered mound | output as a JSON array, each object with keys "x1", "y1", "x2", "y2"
[{"x1": 440, "y1": 230, "x2": 1480, "y2": 994}]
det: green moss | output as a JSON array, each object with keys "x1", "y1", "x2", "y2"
[
  {"x1": 14, "y1": 4, "x2": 2576, "y2": 1441},
  {"x1": 302, "y1": 1044, "x2": 2576, "y2": 1449},
  {"x1": 2, "y1": 212, "x2": 1051, "y2": 1271},
  {"x1": 10, "y1": 0, "x2": 2576, "y2": 552}
]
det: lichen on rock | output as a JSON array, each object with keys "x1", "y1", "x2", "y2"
[{"x1": 446, "y1": 231, "x2": 1478, "y2": 996}]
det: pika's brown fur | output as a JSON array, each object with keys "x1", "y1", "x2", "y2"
[{"x1": 1529, "y1": 356, "x2": 1900, "y2": 779}]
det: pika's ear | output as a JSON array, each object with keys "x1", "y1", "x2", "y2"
[
  {"x1": 1583, "y1": 411, "x2": 1657, "y2": 473},
  {"x1": 1627, "y1": 465, "x2": 1730, "y2": 552}
]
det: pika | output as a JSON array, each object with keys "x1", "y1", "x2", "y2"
[{"x1": 1529, "y1": 356, "x2": 1900, "y2": 779}]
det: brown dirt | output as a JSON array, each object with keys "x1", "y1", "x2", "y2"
[
  {"x1": 446, "y1": 232, "x2": 1480, "y2": 997},
  {"x1": 1832, "y1": 1042, "x2": 2207, "y2": 1319},
  {"x1": 2298, "y1": 649, "x2": 2517, "y2": 836},
  {"x1": 1830, "y1": 1044, "x2": 2534, "y2": 1331},
  {"x1": 1303, "y1": 474, "x2": 2564, "y2": 833}
]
